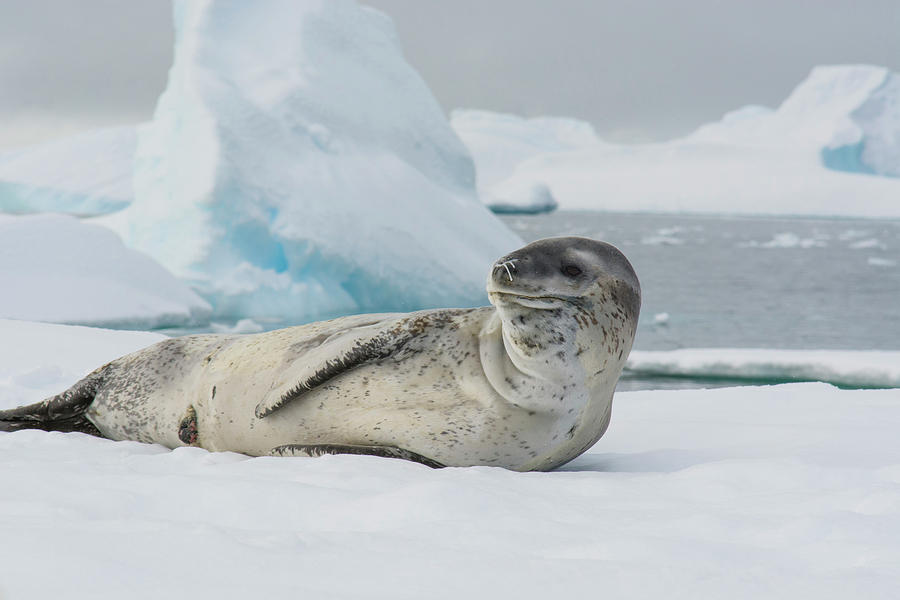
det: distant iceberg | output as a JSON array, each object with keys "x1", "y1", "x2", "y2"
[
  {"x1": 98, "y1": 0, "x2": 520, "y2": 323},
  {"x1": 691, "y1": 65, "x2": 900, "y2": 178},
  {"x1": 485, "y1": 180, "x2": 558, "y2": 214},
  {"x1": 455, "y1": 65, "x2": 900, "y2": 217},
  {"x1": 451, "y1": 110, "x2": 602, "y2": 189},
  {"x1": 451, "y1": 110, "x2": 600, "y2": 214},
  {"x1": 0, "y1": 214, "x2": 210, "y2": 328},
  {"x1": 0, "y1": 126, "x2": 136, "y2": 216}
]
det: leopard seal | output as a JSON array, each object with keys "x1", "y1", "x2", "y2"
[{"x1": 0, "y1": 236, "x2": 640, "y2": 471}]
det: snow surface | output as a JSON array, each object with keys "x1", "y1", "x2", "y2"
[
  {"x1": 101, "y1": 0, "x2": 520, "y2": 323},
  {"x1": 2, "y1": 320, "x2": 899, "y2": 599},
  {"x1": 0, "y1": 320, "x2": 164, "y2": 408},
  {"x1": 0, "y1": 215, "x2": 210, "y2": 328},
  {"x1": 456, "y1": 65, "x2": 900, "y2": 217},
  {"x1": 0, "y1": 126, "x2": 136, "y2": 216},
  {"x1": 627, "y1": 348, "x2": 900, "y2": 388}
]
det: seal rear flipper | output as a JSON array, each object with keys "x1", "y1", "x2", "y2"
[
  {"x1": 0, "y1": 374, "x2": 104, "y2": 436},
  {"x1": 270, "y1": 443, "x2": 446, "y2": 469},
  {"x1": 256, "y1": 312, "x2": 454, "y2": 418}
]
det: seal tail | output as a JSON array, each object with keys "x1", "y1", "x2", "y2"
[{"x1": 0, "y1": 374, "x2": 103, "y2": 436}]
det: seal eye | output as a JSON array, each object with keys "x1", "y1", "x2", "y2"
[{"x1": 562, "y1": 264, "x2": 582, "y2": 277}]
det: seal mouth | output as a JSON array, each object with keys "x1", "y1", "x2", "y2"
[{"x1": 489, "y1": 291, "x2": 572, "y2": 310}]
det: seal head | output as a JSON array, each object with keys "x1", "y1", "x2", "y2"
[{"x1": 488, "y1": 236, "x2": 640, "y2": 317}]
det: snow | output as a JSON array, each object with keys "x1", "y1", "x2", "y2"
[
  {"x1": 627, "y1": 348, "x2": 900, "y2": 388},
  {"x1": 0, "y1": 320, "x2": 164, "y2": 408},
  {"x1": 101, "y1": 0, "x2": 520, "y2": 323},
  {"x1": 0, "y1": 214, "x2": 211, "y2": 328},
  {"x1": 456, "y1": 65, "x2": 900, "y2": 217},
  {"x1": 0, "y1": 126, "x2": 136, "y2": 216},
  {"x1": 1, "y1": 319, "x2": 899, "y2": 599}
]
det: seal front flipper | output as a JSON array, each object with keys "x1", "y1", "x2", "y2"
[
  {"x1": 256, "y1": 312, "x2": 453, "y2": 418},
  {"x1": 270, "y1": 443, "x2": 446, "y2": 468}
]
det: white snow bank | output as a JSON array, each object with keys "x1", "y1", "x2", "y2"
[
  {"x1": 104, "y1": 0, "x2": 520, "y2": 323},
  {"x1": 459, "y1": 65, "x2": 900, "y2": 217},
  {"x1": 0, "y1": 126, "x2": 136, "y2": 216},
  {"x1": 0, "y1": 319, "x2": 164, "y2": 408},
  {"x1": 0, "y1": 214, "x2": 210, "y2": 328},
  {"x1": 627, "y1": 348, "x2": 900, "y2": 388},
  {"x1": 1, "y1": 321, "x2": 899, "y2": 599}
]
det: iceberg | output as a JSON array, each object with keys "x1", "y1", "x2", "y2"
[
  {"x1": 0, "y1": 214, "x2": 210, "y2": 328},
  {"x1": 458, "y1": 65, "x2": 900, "y2": 217},
  {"x1": 0, "y1": 126, "x2": 137, "y2": 216},
  {"x1": 485, "y1": 180, "x2": 558, "y2": 215},
  {"x1": 104, "y1": 0, "x2": 520, "y2": 323},
  {"x1": 7, "y1": 63, "x2": 897, "y2": 226},
  {"x1": 691, "y1": 65, "x2": 900, "y2": 178}
]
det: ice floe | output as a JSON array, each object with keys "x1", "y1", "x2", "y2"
[
  {"x1": 1, "y1": 320, "x2": 898, "y2": 599},
  {"x1": 627, "y1": 347, "x2": 900, "y2": 388}
]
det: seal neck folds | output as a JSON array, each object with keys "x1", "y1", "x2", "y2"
[
  {"x1": 481, "y1": 286, "x2": 635, "y2": 415},
  {"x1": 480, "y1": 236, "x2": 640, "y2": 420}
]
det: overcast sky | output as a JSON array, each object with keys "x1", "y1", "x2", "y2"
[{"x1": 1, "y1": 0, "x2": 899, "y2": 150}]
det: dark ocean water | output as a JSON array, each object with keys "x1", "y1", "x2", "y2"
[{"x1": 502, "y1": 211, "x2": 900, "y2": 351}]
